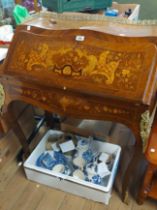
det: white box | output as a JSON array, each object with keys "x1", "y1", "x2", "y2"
[
  {"x1": 112, "y1": 2, "x2": 140, "y2": 21},
  {"x1": 24, "y1": 130, "x2": 121, "y2": 205}
]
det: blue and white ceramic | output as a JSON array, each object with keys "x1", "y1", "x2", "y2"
[
  {"x1": 54, "y1": 151, "x2": 67, "y2": 165},
  {"x1": 77, "y1": 139, "x2": 89, "y2": 153},
  {"x1": 82, "y1": 149, "x2": 94, "y2": 163},
  {"x1": 86, "y1": 162, "x2": 97, "y2": 178},
  {"x1": 51, "y1": 142, "x2": 60, "y2": 152},
  {"x1": 73, "y1": 169, "x2": 85, "y2": 180},
  {"x1": 73, "y1": 156, "x2": 86, "y2": 170},
  {"x1": 91, "y1": 175, "x2": 102, "y2": 185},
  {"x1": 99, "y1": 152, "x2": 110, "y2": 163},
  {"x1": 64, "y1": 165, "x2": 72, "y2": 176},
  {"x1": 36, "y1": 152, "x2": 56, "y2": 170},
  {"x1": 36, "y1": 151, "x2": 70, "y2": 171},
  {"x1": 52, "y1": 164, "x2": 65, "y2": 173},
  {"x1": 97, "y1": 162, "x2": 111, "y2": 178}
]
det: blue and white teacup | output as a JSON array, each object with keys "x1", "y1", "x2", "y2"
[
  {"x1": 77, "y1": 139, "x2": 89, "y2": 154},
  {"x1": 91, "y1": 175, "x2": 102, "y2": 185},
  {"x1": 82, "y1": 149, "x2": 94, "y2": 163},
  {"x1": 52, "y1": 164, "x2": 65, "y2": 173},
  {"x1": 86, "y1": 162, "x2": 97, "y2": 178},
  {"x1": 72, "y1": 169, "x2": 85, "y2": 180},
  {"x1": 73, "y1": 156, "x2": 86, "y2": 170}
]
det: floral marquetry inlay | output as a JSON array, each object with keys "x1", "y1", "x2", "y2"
[
  {"x1": 12, "y1": 86, "x2": 132, "y2": 121},
  {"x1": 9, "y1": 37, "x2": 144, "y2": 92}
]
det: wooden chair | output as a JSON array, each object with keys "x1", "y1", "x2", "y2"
[{"x1": 138, "y1": 113, "x2": 157, "y2": 204}]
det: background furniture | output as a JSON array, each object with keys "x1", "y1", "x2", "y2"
[
  {"x1": 117, "y1": 0, "x2": 157, "y2": 19},
  {"x1": 42, "y1": 0, "x2": 112, "y2": 13},
  {"x1": 138, "y1": 113, "x2": 157, "y2": 204}
]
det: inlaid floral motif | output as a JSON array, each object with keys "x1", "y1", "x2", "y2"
[
  {"x1": 10, "y1": 39, "x2": 143, "y2": 92},
  {"x1": 12, "y1": 86, "x2": 132, "y2": 119}
]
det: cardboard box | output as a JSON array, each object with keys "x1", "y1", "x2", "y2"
[
  {"x1": 24, "y1": 130, "x2": 121, "y2": 205},
  {"x1": 112, "y1": 2, "x2": 140, "y2": 21}
]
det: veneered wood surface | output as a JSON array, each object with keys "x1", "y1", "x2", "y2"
[
  {"x1": 3, "y1": 28, "x2": 157, "y2": 105},
  {"x1": 1, "y1": 14, "x2": 157, "y2": 144}
]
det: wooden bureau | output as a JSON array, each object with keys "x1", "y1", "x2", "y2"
[{"x1": 0, "y1": 12, "x2": 157, "y2": 203}]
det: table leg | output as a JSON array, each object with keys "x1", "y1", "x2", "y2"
[
  {"x1": 12, "y1": 120, "x2": 30, "y2": 159},
  {"x1": 45, "y1": 111, "x2": 67, "y2": 130},
  {"x1": 0, "y1": 120, "x2": 5, "y2": 137},
  {"x1": 122, "y1": 145, "x2": 141, "y2": 204},
  {"x1": 137, "y1": 164, "x2": 155, "y2": 205},
  {"x1": 1, "y1": 106, "x2": 30, "y2": 159},
  {"x1": 45, "y1": 111, "x2": 55, "y2": 128}
]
